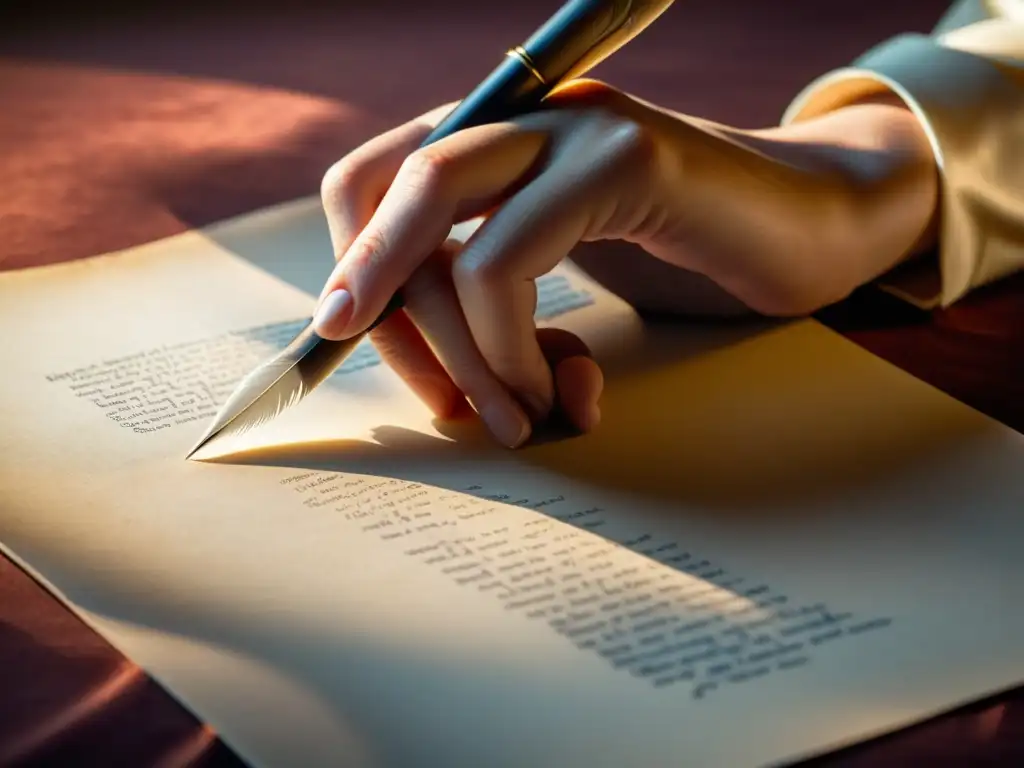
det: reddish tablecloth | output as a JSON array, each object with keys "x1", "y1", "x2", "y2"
[{"x1": 2, "y1": 2, "x2": 1024, "y2": 765}]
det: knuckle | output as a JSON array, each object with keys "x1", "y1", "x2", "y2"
[
  {"x1": 599, "y1": 113, "x2": 657, "y2": 161},
  {"x1": 574, "y1": 109, "x2": 657, "y2": 167},
  {"x1": 319, "y1": 158, "x2": 361, "y2": 206},
  {"x1": 451, "y1": 246, "x2": 508, "y2": 290},
  {"x1": 397, "y1": 149, "x2": 450, "y2": 198},
  {"x1": 578, "y1": 106, "x2": 619, "y2": 127},
  {"x1": 345, "y1": 227, "x2": 390, "y2": 273},
  {"x1": 611, "y1": 119, "x2": 658, "y2": 162}
]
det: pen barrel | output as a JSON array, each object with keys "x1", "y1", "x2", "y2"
[
  {"x1": 521, "y1": 0, "x2": 632, "y2": 82},
  {"x1": 371, "y1": 0, "x2": 676, "y2": 324},
  {"x1": 420, "y1": 54, "x2": 549, "y2": 147},
  {"x1": 421, "y1": 0, "x2": 675, "y2": 148}
]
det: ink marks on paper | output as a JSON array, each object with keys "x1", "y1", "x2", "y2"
[
  {"x1": 531, "y1": 274, "x2": 596, "y2": 320},
  {"x1": 44, "y1": 330, "x2": 282, "y2": 435},
  {"x1": 43, "y1": 275, "x2": 594, "y2": 435},
  {"x1": 279, "y1": 471, "x2": 893, "y2": 700}
]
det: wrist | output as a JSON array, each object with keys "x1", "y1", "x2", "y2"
[
  {"x1": 757, "y1": 98, "x2": 940, "y2": 271},
  {"x1": 670, "y1": 100, "x2": 939, "y2": 315}
]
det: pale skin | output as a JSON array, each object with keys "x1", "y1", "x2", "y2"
[{"x1": 312, "y1": 79, "x2": 939, "y2": 448}]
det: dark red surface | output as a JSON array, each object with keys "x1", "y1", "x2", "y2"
[{"x1": 3, "y1": 2, "x2": 1024, "y2": 765}]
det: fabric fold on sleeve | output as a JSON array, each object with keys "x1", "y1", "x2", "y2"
[{"x1": 781, "y1": 16, "x2": 1024, "y2": 308}]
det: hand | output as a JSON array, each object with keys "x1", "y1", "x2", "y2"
[{"x1": 313, "y1": 80, "x2": 937, "y2": 447}]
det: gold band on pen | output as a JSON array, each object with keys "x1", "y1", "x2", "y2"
[{"x1": 505, "y1": 46, "x2": 546, "y2": 85}]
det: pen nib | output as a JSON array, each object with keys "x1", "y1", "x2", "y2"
[{"x1": 184, "y1": 323, "x2": 365, "y2": 460}]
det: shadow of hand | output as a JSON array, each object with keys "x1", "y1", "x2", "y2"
[{"x1": 207, "y1": 316, "x2": 989, "y2": 527}]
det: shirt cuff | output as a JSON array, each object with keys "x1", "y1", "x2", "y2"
[{"x1": 781, "y1": 30, "x2": 1024, "y2": 308}]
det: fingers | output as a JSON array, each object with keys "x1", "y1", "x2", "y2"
[
  {"x1": 366, "y1": 308, "x2": 465, "y2": 419},
  {"x1": 399, "y1": 244, "x2": 532, "y2": 448},
  {"x1": 554, "y1": 357, "x2": 604, "y2": 433},
  {"x1": 314, "y1": 115, "x2": 565, "y2": 338},
  {"x1": 372, "y1": 252, "x2": 602, "y2": 448},
  {"x1": 450, "y1": 133, "x2": 620, "y2": 419},
  {"x1": 312, "y1": 94, "x2": 646, "y2": 447},
  {"x1": 446, "y1": 107, "x2": 651, "y2": 424},
  {"x1": 453, "y1": 192, "x2": 587, "y2": 418},
  {"x1": 536, "y1": 328, "x2": 603, "y2": 433},
  {"x1": 374, "y1": 250, "x2": 603, "y2": 446},
  {"x1": 320, "y1": 102, "x2": 459, "y2": 259},
  {"x1": 380, "y1": 260, "x2": 602, "y2": 445}
]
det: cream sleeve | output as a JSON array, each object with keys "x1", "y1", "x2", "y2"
[{"x1": 781, "y1": 0, "x2": 1024, "y2": 308}]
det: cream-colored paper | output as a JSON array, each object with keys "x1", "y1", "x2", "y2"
[{"x1": 3, "y1": 198, "x2": 1024, "y2": 768}]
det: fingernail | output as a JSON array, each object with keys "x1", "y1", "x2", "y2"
[
  {"x1": 480, "y1": 402, "x2": 531, "y2": 449},
  {"x1": 312, "y1": 289, "x2": 354, "y2": 339}
]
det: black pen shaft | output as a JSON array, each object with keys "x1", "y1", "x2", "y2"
[{"x1": 422, "y1": 52, "x2": 550, "y2": 146}]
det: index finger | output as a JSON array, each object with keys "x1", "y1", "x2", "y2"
[
  {"x1": 314, "y1": 119, "x2": 554, "y2": 339},
  {"x1": 320, "y1": 101, "x2": 460, "y2": 259}
]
